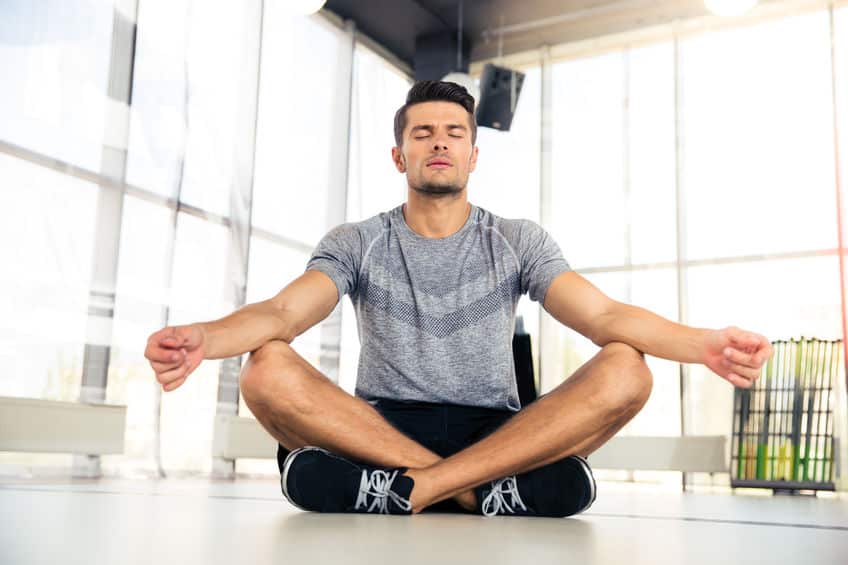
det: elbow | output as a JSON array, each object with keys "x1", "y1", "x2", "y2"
[
  {"x1": 266, "y1": 302, "x2": 297, "y2": 344},
  {"x1": 591, "y1": 331, "x2": 609, "y2": 349},
  {"x1": 589, "y1": 301, "x2": 620, "y2": 348},
  {"x1": 277, "y1": 319, "x2": 297, "y2": 344},
  {"x1": 588, "y1": 320, "x2": 607, "y2": 348}
]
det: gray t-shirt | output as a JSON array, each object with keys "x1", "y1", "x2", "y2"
[{"x1": 305, "y1": 202, "x2": 571, "y2": 411}]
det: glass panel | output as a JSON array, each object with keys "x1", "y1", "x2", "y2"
[
  {"x1": 681, "y1": 12, "x2": 836, "y2": 260},
  {"x1": 127, "y1": 0, "x2": 260, "y2": 215},
  {"x1": 178, "y1": 0, "x2": 260, "y2": 217},
  {"x1": 157, "y1": 212, "x2": 233, "y2": 474},
  {"x1": 0, "y1": 153, "x2": 98, "y2": 401},
  {"x1": 0, "y1": 153, "x2": 98, "y2": 473},
  {"x1": 629, "y1": 42, "x2": 676, "y2": 266},
  {"x1": 549, "y1": 44, "x2": 677, "y2": 270},
  {"x1": 102, "y1": 195, "x2": 174, "y2": 476},
  {"x1": 550, "y1": 51, "x2": 626, "y2": 270},
  {"x1": 472, "y1": 67, "x2": 541, "y2": 223},
  {"x1": 0, "y1": 0, "x2": 113, "y2": 171},
  {"x1": 125, "y1": 0, "x2": 190, "y2": 199},
  {"x1": 251, "y1": 8, "x2": 348, "y2": 245},
  {"x1": 347, "y1": 43, "x2": 412, "y2": 222}
]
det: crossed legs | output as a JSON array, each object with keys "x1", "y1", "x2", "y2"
[{"x1": 239, "y1": 339, "x2": 653, "y2": 513}]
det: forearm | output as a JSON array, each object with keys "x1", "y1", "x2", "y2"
[
  {"x1": 594, "y1": 302, "x2": 709, "y2": 364},
  {"x1": 198, "y1": 301, "x2": 293, "y2": 359}
]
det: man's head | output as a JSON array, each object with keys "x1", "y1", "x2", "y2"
[{"x1": 391, "y1": 80, "x2": 479, "y2": 197}]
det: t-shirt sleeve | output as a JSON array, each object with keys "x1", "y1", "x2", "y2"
[
  {"x1": 518, "y1": 220, "x2": 572, "y2": 304},
  {"x1": 304, "y1": 223, "x2": 362, "y2": 302}
]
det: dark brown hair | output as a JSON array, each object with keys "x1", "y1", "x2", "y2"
[{"x1": 393, "y1": 80, "x2": 477, "y2": 147}]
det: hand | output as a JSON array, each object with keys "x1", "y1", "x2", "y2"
[
  {"x1": 144, "y1": 324, "x2": 207, "y2": 392},
  {"x1": 702, "y1": 326, "x2": 773, "y2": 388}
]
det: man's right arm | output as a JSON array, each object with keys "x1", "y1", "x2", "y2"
[{"x1": 199, "y1": 269, "x2": 340, "y2": 359}]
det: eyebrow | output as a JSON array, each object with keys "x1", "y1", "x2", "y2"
[{"x1": 410, "y1": 124, "x2": 468, "y2": 135}]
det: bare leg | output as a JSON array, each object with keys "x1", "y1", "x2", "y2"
[
  {"x1": 239, "y1": 340, "x2": 477, "y2": 510},
  {"x1": 404, "y1": 341, "x2": 653, "y2": 512}
]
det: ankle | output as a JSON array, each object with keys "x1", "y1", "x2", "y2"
[
  {"x1": 402, "y1": 468, "x2": 436, "y2": 513},
  {"x1": 455, "y1": 489, "x2": 478, "y2": 512}
]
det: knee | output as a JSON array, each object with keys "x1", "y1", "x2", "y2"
[
  {"x1": 595, "y1": 342, "x2": 653, "y2": 413},
  {"x1": 239, "y1": 340, "x2": 300, "y2": 406}
]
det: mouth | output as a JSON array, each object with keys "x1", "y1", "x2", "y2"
[{"x1": 426, "y1": 159, "x2": 452, "y2": 169}]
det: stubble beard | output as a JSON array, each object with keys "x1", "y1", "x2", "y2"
[
  {"x1": 410, "y1": 171, "x2": 467, "y2": 197},
  {"x1": 411, "y1": 182, "x2": 464, "y2": 196}
]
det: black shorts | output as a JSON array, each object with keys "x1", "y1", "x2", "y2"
[{"x1": 276, "y1": 397, "x2": 516, "y2": 513}]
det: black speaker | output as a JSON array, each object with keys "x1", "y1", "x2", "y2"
[{"x1": 476, "y1": 63, "x2": 525, "y2": 131}]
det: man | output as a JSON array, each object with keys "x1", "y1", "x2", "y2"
[{"x1": 145, "y1": 81, "x2": 772, "y2": 517}]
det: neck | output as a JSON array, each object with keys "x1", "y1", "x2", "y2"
[{"x1": 402, "y1": 192, "x2": 470, "y2": 239}]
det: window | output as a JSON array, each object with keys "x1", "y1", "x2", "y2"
[{"x1": 0, "y1": 0, "x2": 113, "y2": 171}]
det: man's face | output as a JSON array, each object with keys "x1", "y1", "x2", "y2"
[{"x1": 392, "y1": 101, "x2": 478, "y2": 196}]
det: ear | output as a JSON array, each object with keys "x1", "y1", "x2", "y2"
[
  {"x1": 467, "y1": 145, "x2": 479, "y2": 173},
  {"x1": 391, "y1": 147, "x2": 406, "y2": 173}
]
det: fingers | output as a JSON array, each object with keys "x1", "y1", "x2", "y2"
[
  {"x1": 150, "y1": 348, "x2": 187, "y2": 373},
  {"x1": 721, "y1": 357, "x2": 760, "y2": 382},
  {"x1": 145, "y1": 326, "x2": 201, "y2": 393},
  {"x1": 163, "y1": 374, "x2": 189, "y2": 392},
  {"x1": 148, "y1": 343, "x2": 185, "y2": 362},
  {"x1": 145, "y1": 326, "x2": 193, "y2": 364},
  {"x1": 157, "y1": 358, "x2": 192, "y2": 390},
  {"x1": 726, "y1": 372, "x2": 754, "y2": 389},
  {"x1": 727, "y1": 327, "x2": 771, "y2": 354},
  {"x1": 722, "y1": 346, "x2": 764, "y2": 368}
]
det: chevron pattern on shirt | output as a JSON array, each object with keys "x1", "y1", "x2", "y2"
[{"x1": 359, "y1": 271, "x2": 521, "y2": 338}]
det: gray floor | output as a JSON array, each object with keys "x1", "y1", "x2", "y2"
[{"x1": 1, "y1": 477, "x2": 846, "y2": 565}]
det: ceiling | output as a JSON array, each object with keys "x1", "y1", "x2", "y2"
[{"x1": 324, "y1": 0, "x2": 802, "y2": 70}]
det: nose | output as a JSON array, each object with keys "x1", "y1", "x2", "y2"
[{"x1": 432, "y1": 142, "x2": 447, "y2": 151}]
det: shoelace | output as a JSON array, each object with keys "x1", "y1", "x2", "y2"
[
  {"x1": 481, "y1": 476, "x2": 527, "y2": 517},
  {"x1": 354, "y1": 469, "x2": 412, "y2": 514}
]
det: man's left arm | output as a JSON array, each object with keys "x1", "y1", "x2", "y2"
[{"x1": 542, "y1": 271, "x2": 774, "y2": 389}]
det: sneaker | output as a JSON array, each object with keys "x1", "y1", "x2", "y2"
[
  {"x1": 475, "y1": 454, "x2": 596, "y2": 518},
  {"x1": 281, "y1": 446, "x2": 414, "y2": 514}
]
